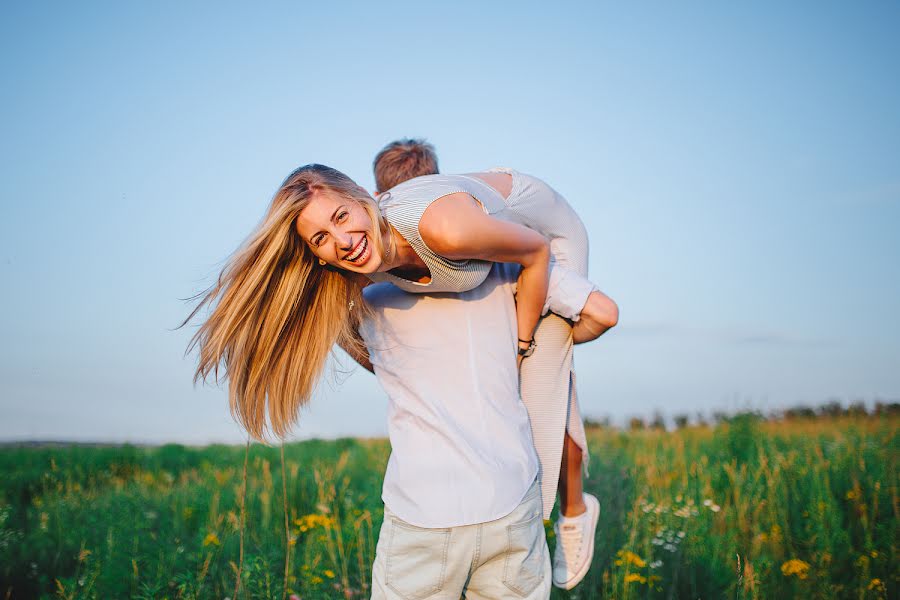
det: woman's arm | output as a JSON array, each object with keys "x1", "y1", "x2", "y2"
[{"x1": 419, "y1": 192, "x2": 551, "y2": 350}]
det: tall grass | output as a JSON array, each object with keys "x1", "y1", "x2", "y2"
[{"x1": 0, "y1": 415, "x2": 894, "y2": 599}]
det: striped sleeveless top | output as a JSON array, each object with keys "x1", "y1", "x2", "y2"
[{"x1": 367, "y1": 174, "x2": 509, "y2": 293}]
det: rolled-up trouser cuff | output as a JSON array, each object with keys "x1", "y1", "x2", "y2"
[{"x1": 544, "y1": 261, "x2": 596, "y2": 322}]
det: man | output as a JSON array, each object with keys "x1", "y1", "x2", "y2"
[
  {"x1": 353, "y1": 262, "x2": 551, "y2": 599},
  {"x1": 372, "y1": 139, "x2": 606, "y2": 590}
]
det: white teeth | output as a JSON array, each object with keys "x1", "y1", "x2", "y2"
[{"x1": 345, "y1": 235, "x2": 368, "y2": 263}]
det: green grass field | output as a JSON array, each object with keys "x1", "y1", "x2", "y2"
[{"x1": 1, "y1": 414, "x2": 895, "y2": 599}]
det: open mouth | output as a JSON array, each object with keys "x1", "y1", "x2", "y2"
[{"x1": 343, "y1": 234, "x2": 371, "y2": 265}]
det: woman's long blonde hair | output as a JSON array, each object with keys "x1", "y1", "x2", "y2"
[{"x1": 184, "y1": 164, "x2": 391, "y2": 441}]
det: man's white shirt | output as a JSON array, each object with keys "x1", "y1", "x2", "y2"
[{"x1": 360, "y1": 263, "x2": 539, "y2": 528}]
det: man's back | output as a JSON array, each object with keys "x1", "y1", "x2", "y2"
[{"x1": 360, "y1": 263, "x2": 538, "y2": 528}]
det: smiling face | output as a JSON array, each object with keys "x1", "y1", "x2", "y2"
[{"x1": 295, "y1": 188, "x2": 384, "y2": 274}]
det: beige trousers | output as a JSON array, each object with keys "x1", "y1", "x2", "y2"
[{"x1": 370, "y1": 479, "x2": 550, "y2": 600}]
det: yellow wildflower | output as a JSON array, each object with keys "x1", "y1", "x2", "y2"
[
  {"x1": 203, "y1": 532, "x2": 220, "y2": 547},
  {"x1": 868, "y1": 579, "x2": 885, "y2": 592},
  {"x1": 294, "y1": 514, "x2": 335, "y2": 533},
  {"x1": 310, "y1": 575, "x2": 324, "y2": 585},
  {"x1": 624, "y1": 573, "x2": 647, "y2": 584},
  {"x1": 324, "y1": 569, "x2": 335, "y2": 578},
  {"x1": 545, "y1": 521, "x2": 555, "y2": 540},
  {"x1": 780, "y1": 559, "x2": 810, "y2": 580},
  {"x1": 615, "y1": 550, "x2": 647, "y2": 568}
]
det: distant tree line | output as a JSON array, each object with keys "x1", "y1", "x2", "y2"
[{"x1": 583, "y1": 399, "x2": 900, "y2": 431}]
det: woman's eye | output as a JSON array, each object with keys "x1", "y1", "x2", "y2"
[
  {"x1": 337, "y1": 211, "x2": 349, "y2": 222},
  {"x1": 313, "y1": 234, "x2": 325, "y2": 246}
]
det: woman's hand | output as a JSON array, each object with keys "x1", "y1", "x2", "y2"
[
  {"x1": 418, "y1": 192, "x2": 551, "y2": 346},
  {"x1": 516, "y1": 337, "x2": 535, "y2": 369}
]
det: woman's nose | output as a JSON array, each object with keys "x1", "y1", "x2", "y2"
[{"x1": 336, "y1": 232, "x2": 353, "y2": 251}]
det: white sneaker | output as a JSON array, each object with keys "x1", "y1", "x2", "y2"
[{"x1": 552, "y1": 493, "x2": 600, "y2": 590}]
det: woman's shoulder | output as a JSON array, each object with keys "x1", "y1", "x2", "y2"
[
  {"x1": 377, "y1": 175, "x2": 474, "y2": 224},
  {"x1": 382, "y1": 174, "x2": 472, "y2": 201},
  {"x1": 379, "y1": 174, "x2": 506, "y2": 221}
]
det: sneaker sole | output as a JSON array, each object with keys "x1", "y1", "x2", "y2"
[{"x1": 553, "y1": 494, "x2": 600, "y2": 590}]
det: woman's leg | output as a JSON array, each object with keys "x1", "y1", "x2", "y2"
[
  {"x1": 558, "y1": 431, "x2": 587, "y2": 516},
  {"x1": 573, "y1": 290, "x2": 619, "y2": 345},
  {"x1": 550, "y1": 373, "x2": 599, "y2": 591},
  {"x1": 518, "y1": 313, "x2": 575, "y2": 520}
]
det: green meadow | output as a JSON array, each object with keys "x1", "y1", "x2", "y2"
[{"x1": 1, "y1": 413, "x2": 895, "y2": 599}]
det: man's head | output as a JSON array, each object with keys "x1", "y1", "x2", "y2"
[{"x1": 373, "y1": 138, "x2": 439, "y2": 193}]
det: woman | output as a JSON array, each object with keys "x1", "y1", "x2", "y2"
[{"x1": 187, "y1": 163, "x2": 618, "y2": 587}]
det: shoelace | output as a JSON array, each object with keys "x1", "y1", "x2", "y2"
[{"x1": 554, "y1": 523, "x2": 584, "y2": 567}]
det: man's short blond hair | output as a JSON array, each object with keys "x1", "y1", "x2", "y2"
[{"x1": 373, "y1": 138, "x2": 439, "y2": 193}]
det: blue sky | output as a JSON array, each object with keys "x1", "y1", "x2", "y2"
[{"x1": 1, "y1": 1, "x2": 898, "y2": 443}]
